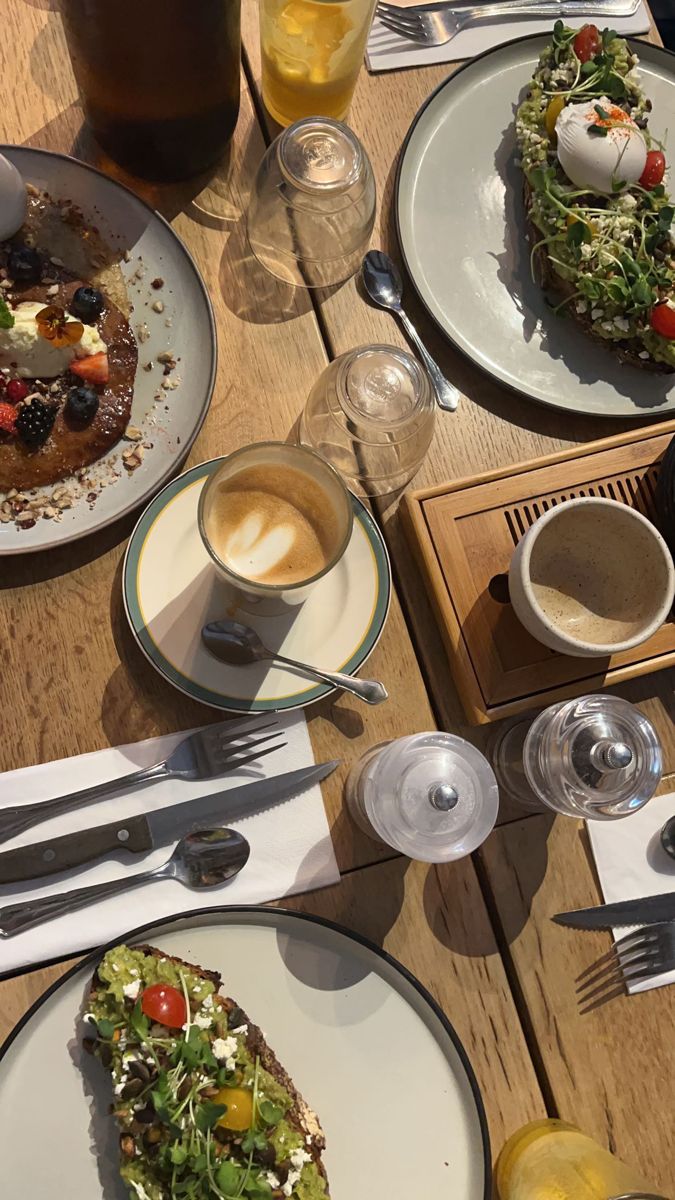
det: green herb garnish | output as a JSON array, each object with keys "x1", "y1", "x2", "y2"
[{"x1": 0, "y1": 297, "x2": 14, "y2": 330}]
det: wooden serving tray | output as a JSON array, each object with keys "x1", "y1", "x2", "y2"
[{"x1": 402, "y1": 422, "x2": 675, "y2": 726}]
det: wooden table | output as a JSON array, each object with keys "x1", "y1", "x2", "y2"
[{"x1": 1, "y1": 2, "x2": 673, "y2": 1190}]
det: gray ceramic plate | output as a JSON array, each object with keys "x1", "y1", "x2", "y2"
[
  {"x1": 396, "y1": 36, "x2": 675, "y2": 418},
  {"x1": 0, "y1": 146, "x2": 216, "y2": 553},
  {"x1": 0, "y1": 908, "x2": 490, "y2": 1198}
]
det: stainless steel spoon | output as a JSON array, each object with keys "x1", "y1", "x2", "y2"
[
  {"x1": 202, "y1": 619, "x2": 388, "y2": 705},
  {"x1": 361, "y1": 250, "x2": 459, "y2": 412},
  {"x1": 0, "y1": 828, "x2": 249, "y2": 938},
  {"x1": 660, "y1": 815, "x2": 675, "y2": 860}
]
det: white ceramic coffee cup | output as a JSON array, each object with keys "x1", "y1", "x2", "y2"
[{"x1": 508, "y1": 497, "x2": 675, "y2": 658}]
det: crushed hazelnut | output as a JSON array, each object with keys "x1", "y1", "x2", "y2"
[{"x1": 151, "y1": 300, "x2": 165, "y2": 313}]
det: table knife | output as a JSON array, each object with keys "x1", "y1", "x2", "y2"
[
  {"x1": 552, "y1": 892, "x2": 675, "y2": 930},
  {"x1": 0, "y1": 762, "x2": 338, "y2": 885}
]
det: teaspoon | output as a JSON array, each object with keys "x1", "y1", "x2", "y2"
[
  {"x1": 202, "y1": 618, "x2": 388, "y2": 706},
  {"x1": 361, "y1": 250, "x2": 459, "y2": 412},
  {"x1": 0, "y1": 827, "x2": 249, "y2": 938}
]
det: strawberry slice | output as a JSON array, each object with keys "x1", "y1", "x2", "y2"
[
  {"x1": 70, "y1": 352, "x2": 109, "y2": 385},
  {"x1": 0, "y1": 402, "x2": 17, "y2": 434}
]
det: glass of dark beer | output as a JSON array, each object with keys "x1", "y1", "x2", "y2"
[{"x1": 60, "y1": 0, "x2": 241, "y2": 181}]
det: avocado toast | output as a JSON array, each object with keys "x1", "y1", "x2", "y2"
[
  {"x1": 516, "y1": 23, "x2": 675, "y2": 372},
  {"x1": 84, "y1": 944, "x2": 329, "y2": 1200}
]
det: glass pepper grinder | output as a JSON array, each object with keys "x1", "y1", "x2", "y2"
[
  {"x1": 345, "y1": 732, "x2": 499, "y2": 862},
  {"x1": 491, "y1": 694, "x2": 662, "y2": 820}
]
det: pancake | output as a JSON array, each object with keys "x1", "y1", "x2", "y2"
[{"x1": 0, "y1": 278, "x2": 137, "y2": 490}]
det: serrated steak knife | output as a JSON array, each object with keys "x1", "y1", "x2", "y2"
[
  {"x1": 552, "y1": 891, "x2": 675, "y2": 930},
  {"x1": 0, "y1": 762, "x2": 338, "y2": 885}
]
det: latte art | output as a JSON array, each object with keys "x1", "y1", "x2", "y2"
[{"x1": 206, "y1": 463, "x2": 341, "y2": 586}]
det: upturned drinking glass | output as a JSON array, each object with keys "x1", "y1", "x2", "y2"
[
  {"x1": 299, "y1": 344, "x2": 435, "y2": 495},
  {"x1": 246, "y1": 117, "x2": 375, "y2": 288}
]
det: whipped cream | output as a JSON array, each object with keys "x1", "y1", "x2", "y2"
[{"x1": 0, "y1": 301, "x2": 106, "y2": 378}]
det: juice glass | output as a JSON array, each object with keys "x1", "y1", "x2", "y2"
[{"x1": 260, "y1": 0, "x2": 377, "y2": 126}]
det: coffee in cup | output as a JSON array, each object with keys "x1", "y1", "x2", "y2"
[
  {"x1": 198, "y1": 442, "x2": 353, "y2": 606},
  {"x1": 508, "y1": 498, "x2": 675, "y2": 658}
]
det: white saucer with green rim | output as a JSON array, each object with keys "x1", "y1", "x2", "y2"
[{"x1": 123, "y1": 458, "x2": 391, "y2": 712}]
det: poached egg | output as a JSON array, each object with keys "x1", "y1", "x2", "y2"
[{"x1": 555, "y1": 97, "x2": 647, "y2": 194}]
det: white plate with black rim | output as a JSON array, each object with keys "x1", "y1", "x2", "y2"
[
  {"x1": 123, "y1": 459, "x2": 392, "y2": 712},
  {"x1": 396, "y1": 36, "x2": 675, "y2": 419},
  {"x1": 0, "y1": 146, "x2": 216, "y2": 553},
  {"x1": 0, "y1": 908, "x2": 490, "y2": 1199}
]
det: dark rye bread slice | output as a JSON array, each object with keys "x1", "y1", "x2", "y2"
[
  {"x1": 90, "y1": 943, "x2": 329, "y2": 1195},
  {"x1": 523, "y1": 178, "x2": 674, "y2": 375}
]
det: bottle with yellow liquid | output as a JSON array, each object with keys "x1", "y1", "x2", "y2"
[{"x1": 496, "y1": 1121, "x2": 671, "y2": 1200}]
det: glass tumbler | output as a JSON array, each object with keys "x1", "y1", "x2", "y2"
[
  {"x1": 299, "y1": 345, "x2": 435, "y2": 496},
  {"x1": 246, "y1": 117, "x2": 376, "y2": 288},
  {"x1": 260, "y1": 0, "x2": 378, "y2": 126},
  {"x1": 345, "y1": 732, "x2": 499, "y2": 862}
]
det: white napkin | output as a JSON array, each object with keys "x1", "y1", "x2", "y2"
[
  {"x1": 366, "y1": 5, "x2": 651, "y2": 72},
  {"x1": 587, "y1": 790, "x2": 675, "y2": 992},
  {"x1": 0, "y1": 714, "x2": 339, "y2": 976}
]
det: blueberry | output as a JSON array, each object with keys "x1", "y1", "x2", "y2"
[
  {"x1": 69, "y1": 286, "x2": 104, "y2": 322},
  {"x1": 66, "y1": 385, "x2": 99, "y2": 424},
  {"x1": 8, "y1": 247, "x2": 42, "y2": 285}
]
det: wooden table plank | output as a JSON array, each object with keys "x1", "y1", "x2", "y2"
[
  {"x1": 1, "y1": 0, "x2": 439, "y2": 873},
  {"x1": 0, "y1": 857, "x2": 545, "y2": 1156},
  {"x1": 479, "y1": 815, "x2": 675, "y2": 1191}
]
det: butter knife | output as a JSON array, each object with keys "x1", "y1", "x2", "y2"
[
  {"x1": 552, "y1": 892, "x2": 675, "y2": 930},
  {"x1": 0, "y1": 762, "x2": 338, "y2": 885}
]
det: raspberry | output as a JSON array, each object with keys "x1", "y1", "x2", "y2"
[{"x1": 0, "y1": 402, "x2": 17, "y2": 435}]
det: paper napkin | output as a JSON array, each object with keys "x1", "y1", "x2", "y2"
[
  {"x1": 0, "y1": 714, "x2": 339, "y2": 976},
  {"x1": 587, "y1": 789, "x2": 675, "y2": 993},
  {"x1": 366, "y1": 5, "x2": 651, "y2": 73}
]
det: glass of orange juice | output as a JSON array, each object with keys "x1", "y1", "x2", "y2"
[{"x1": 259, "y1": 0, "x2": 377, "y2": 126}]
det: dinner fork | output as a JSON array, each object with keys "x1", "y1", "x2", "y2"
[
  {"x1": 375, "y1": 0, "x2": 640, "y2": 48},
  {"x1": 0, "y1": 716, "x2": 285, "y2": 845},
  {"x1": 576, "y1": 921, "x2": 675, "y2": 1008}
]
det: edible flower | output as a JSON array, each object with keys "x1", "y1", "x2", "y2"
[{"x1": 35, "y1": 304, "x2": 84, "y2": 348}]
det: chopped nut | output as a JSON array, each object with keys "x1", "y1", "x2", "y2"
[
  {"x1": 122, "y1": 444, "x2": 145, "y2": 470},
  {"x1": 25, "y1": 182, "x2": 39, "y2": 197},
  {"x1": 124, "y1": 426, "x2": 143, "y2": 442},
  {"x1": 136, "y1": 322, "x2": 150, "y2": 344},
  {"x1": 151, "y1": 300, "x2": 164, "y2": 313},
  {"x1": 49, "y1": 255, "x2": 64, "y2": 267},
  {"x1": 46, "y1": 283, "x2": 60, "y2": 297},
  {"x1": 123, "y1": 248, "x2": 132, "y2": 263},
  {"x1": 16, "y1": 511, "x2": 36, "y2": 527},
  {"x1": 142, "y1": 361, "x2": 153, "y2": 372},
  {"x1": 42, "y1": 505, "x2": 58, "y2": 519},
  {"x1": 151, "y1": 277, "x2": 164, "y2": 289},
  {"x1": 161, "y1": 377, "x2": 179, "y2": 390}
]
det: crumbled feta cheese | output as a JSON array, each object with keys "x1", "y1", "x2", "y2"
[
  {"x1": 212, "y1": 1035, "x2": 238, "y2": 1069},
  {"x1": 130, "y1": 968, "x2": 139, "y2": 976},
  {"x1": 129, "y1": 1183, "x2": 152, "y2": 1200},
  {"x1": 265, "y1": 1172, "x2": 281, "y2": 1189},
  {"x1": 580, "y1": 243, "x2": 594, "y2": 261},
  {"x1": 614, "y1": 316, "x2": 630, "y2": 332},
  {"x1": 193, "y1": 1012, "x2": 213, "y2": 1030},
  {"x1": 203, "y1": 994, "x2": 214, "y2": 1010},
  {"x1": 575, "y1": 299, "x2": 588, "y2": 315},
  {"x1": 602, "y1": 321, "x2": 615, "y2": 332},
  {"x1": 231, "y1": 1024, "x2": 248, "y2": 1036},
  {"x1": 639, "y1": 350, "x2": 650, "y2": 359},
  {"x1": 591, "y1": 308, "x2": 604, "y2": 320},
  {"x1": 123, "y1": 979, "x2": 141, "y2": 1001},
  {"x1": 112, "y1": 963, "x2": 120, "y2": 972},
  {"x1": 289, "y1": 1148, "x2": 311, "y2": 1170},
  {"x1": 617, "y1": 192, "x2": 638, "y2": 212}
]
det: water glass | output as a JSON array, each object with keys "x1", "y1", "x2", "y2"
[
  {"x1": 345, "y1": 732, "x2": 499, "y2": 863},
  {"x1": 246, "y1": 117, "x2": 376, "y2": 288},
  {"x1": 299, "y1": 344, "x2": 435, "y2": 495},
  {"x1": 259, "y1": 0, "x2": 378, "y2": 127}
]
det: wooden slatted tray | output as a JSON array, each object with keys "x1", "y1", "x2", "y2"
[{"x1": 402, "y1": 422, "x2": 675, "y2": 725}]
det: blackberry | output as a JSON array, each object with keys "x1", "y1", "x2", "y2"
[
  {"x1": 8, "y1": 247, "x2": 43, "y2": 285},
  {"x1": 69, "y1": 286, "x2": 104, "y2": 322},
  {"x1": 66, "y1": 385, "x2": 99, "y2": 424},
  {"x1": 15, "y1": 398, "x2": 57, "y2": 448}
]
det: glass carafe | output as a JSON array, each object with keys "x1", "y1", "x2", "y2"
[{"x1": 497, "y1": 1120, "x2": 670, "y2": 1200}]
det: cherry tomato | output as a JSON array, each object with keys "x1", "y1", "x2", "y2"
[
  {"x1": 573, "y1": 24, "x2": 601, "y2": 63},
  {"x1": 141, "y1": 983, "x2": 187, "y2": 1028},
  {"x1": 650, "y1": 302, "x2": 675, "y2": 340},
  {"x1": 214, "y1": 1087, "x2": 253, "y2": 1132},
  {"x1": 639, "y1": 150, "x2": 666, "y2": 190}
]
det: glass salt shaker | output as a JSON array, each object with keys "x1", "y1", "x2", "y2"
[
  {"x1": 491, "y1": 694, "x2": 662, "y2": 820},
  {"x1": 299, "y1": 344, "x2": 435, "y2": 496},
  {"x1": 345, "y1": 732, "x2": 499, "y2": 862}
]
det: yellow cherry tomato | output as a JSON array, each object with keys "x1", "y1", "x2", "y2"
[
  {"x1": 567, "y1": 213, "x2": 598, "y2": 237},
  {"x1": 545, "y1": 94, "x2": 566, "y2": 137},
  {"x1": 214, "y1": 1086, "x2": 254, "y2": 1132}
]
